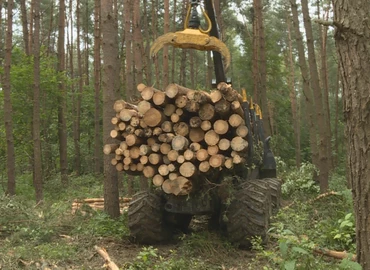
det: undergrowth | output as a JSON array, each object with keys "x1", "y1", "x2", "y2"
[
  {"x1": 0, "y1": 165, "x2": 362, "y2": 269},
  {"x1": 244, "y1": 160, "x2": 361, "y2": 270}
]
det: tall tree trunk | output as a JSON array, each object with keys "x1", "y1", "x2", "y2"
[
  {"x1": 334, "y1": 0, "x2": 370, "y2": 267},
  {"x1": 252, "y1": 1, "x2": 259, "y2": 102},
  {"x1": 68, "y1": 0, "x2": 75, "y2": 174},
  {"x1": 29, "y1": 1, "x2": 34, "y2": 53},
  {"x1": 318, "y1": 1, "x2": 332, "y2": 170},
  {"x1": 290, "y1": 0, "x2": 319, "y2": 169},
  {"x1": 301, "y1": 0, "x2": 330, "y2": 192},
  {"x1": 190, "y1": 50, "x2": 195, "y2": 89},
  {"x1": 171, "y1": 0, "x2": 177, "y2": 83},
  {"x1": 132, "y1": 0, "x2": 147, "y2": 190},
  {"x1": 179, "y1": 0, "x2": 187, "y2": 85},
  {"x1": 46, "y1": 0, "x2": 54, "y2": 55},
  {"x1": 84, "y1": 0, "x2": 90, "y2": 87},
  {"x1": 20, "y1": 0, "x2": 30, "y2": 56},
  {"x1": 68, "y1": 0, "x2": 74, "y2": 85},
  {"x1": 179, "y1": 50, "x2": 187, "y2": 85},
  {"x1": 32, "y1": 0, "x2": 43, "y2": 203},
  {"x1": 142, "y1": 0, "x2": 151, "y2": 85},
  {"x1": 74, "y1": 0, "x2": 82, "y2": 176},
  {"x1": 286, "y1": 14, "x2": 301, "y2": 167},
  {"x1": 94, "y1": 0, "x2": 102, "y2": 174},
  {"x1": 124, "y1": 0, "x2": 133, "y2": 97},
  {"x1": 162, "y1": 0, "x2": 169, "y2": 88},
  {"x1": 101, "y1": 0, "x2": 120, "y2": 218},
  {"x1": 152, "y1": 0, "x2": 160, "y2": 86},
  {"x1": 132, "y1": 0, "x2": 143, "y2": 85},
  {"x1": 334, "y1": 64, "x2": 340, "y2": 166},
  {"x1": 3, "y1": 0, "x2": 16, "y2": 196},
  {"x1": 206, "y1": 51, "x2": 213, "y2": 89},
  {"x1": 57, "y1": 0, "x2": 69, "y2": 186},
  {"x1": 254, "y1": 0, "x2": 271, "y2": 137},
  {"x1": 124, "y1": 0, "x2": 134, "y2": 195}
]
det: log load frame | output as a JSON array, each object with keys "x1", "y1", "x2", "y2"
[{"x1": 104, "y1": 83, "x2": 250, "y2": 196}]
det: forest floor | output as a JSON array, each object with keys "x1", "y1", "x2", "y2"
[
  {"x1": 0, "y1": 172, "x2": 360, "y2": 270},
  {"x1": 0, "y1": 208, "x2": 263, "y2": 269}
]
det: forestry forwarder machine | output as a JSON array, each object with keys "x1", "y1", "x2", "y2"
[{"x1": 127, "y1": 0, "x2": 281, "y2": 248}]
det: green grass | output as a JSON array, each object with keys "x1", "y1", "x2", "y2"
[{"x1": 0, "y1": 168, "x2": 362, "y2": 269}]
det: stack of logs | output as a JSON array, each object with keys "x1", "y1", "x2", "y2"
[
  {"x1": 103, "y1": 82, "x2": 249, "y2": 196},
  {"x1": 71, "y1": 197, "x2": 132, "y2": 214}
]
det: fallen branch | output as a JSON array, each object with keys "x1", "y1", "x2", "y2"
[
  {"x1": 71, "y1": 197, "x2": 131, "y2": 214},
  {"x1": 73, "y1": 197, "x2": 132, "y2": 203},
  {"x1": 314, "y1": 247, "x2": 357, "y2": 261},
  {"x1": 283, "y1": 191, "x2": 339, "y2": 210},
  {"x1": 94, "y1": 245, "x2": 120, "y2": 270},
  {"x1": 309, "y1": 191, "x2": 339, "y2": 204},
  {"x1": 270, "y1": 234, "x2": 357, "y2": 262}
]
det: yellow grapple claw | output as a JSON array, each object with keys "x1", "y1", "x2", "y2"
[
  {"x1": 150, "y1": 0, "x2": 231, "y2": 72},
  {"x1": 150, "y1": 28, "x2": 231, "y2": 70}
]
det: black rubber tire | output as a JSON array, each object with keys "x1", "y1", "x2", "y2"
[
  {"x1": 128, "y1": 191, "x2": 171, "y2": 244},
  {"x1": 265, "y1": 178, "x2": 282, "y2": 216},
  {"x1": 165, "y1": 213, "x2": 193, "y2": 233},
  {"x1": 222, "y1": 179, "x2": 271, "y2": 248}
]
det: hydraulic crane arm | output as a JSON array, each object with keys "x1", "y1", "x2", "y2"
[
  {"x1": 203, "y1": 0, "x2": 226, "y2": 84},
  {"x1": 150, "y1": 0, "x2": 230, "y2": 84}
]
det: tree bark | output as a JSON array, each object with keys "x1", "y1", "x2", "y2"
[
  {"x1": 57, "y1": 0, "x2": 69, "y2": 186},
  {"x1": 101, "y1": 0, "x2": 120, "y2": 218},
  {"x1": 32, "y1": 0, "x2": 43, "y2": 203},
  {"x1": 28, "y1": 1, "x2": 34, "y2": 53},
  {"x1": 46, "y1": 0, "x2": 54, "y2": 55},
  {"x1": 171, "y1": 0, "x2": 177, "y2": 83},
  {"x1": 254, "y1": 0, "x2": 271, "y2": 137},
  {"x1": 20, "y1": 0, "x2": 30, "y2": 56},
  {"x1": 94, "y1": 0, "x2": 102, "y2": 174},
  {"x1": 318, "y1": 3, "x2": 332, "y2": 170},
  {"x1": 74, "y1": 0, "x2": 82, "y2": 176},
  {"x1": 333, "y1": 0, "x2": 370, "y2": 267},
  {"x1": 124, "y1": 0, "x2": 133, "y2": 98},
  {"x1": 334, "y1": 65, "x2": 340, "y2": 166},
  {"x1": 252, "y1": 0, "x2": 259, "y2": 102},
  {"x1": 3, "y1": 0, "x2": 16, "y2": 196},
  {"x1": 162, "y1": 0, "x2": 169, "y2": 88},
  {"x1": 83, "y1": 1, "x2": 90, "y2": 87},
  {"x1": 133, "y1": 0, "x2": 143, "y2": 86},
  {"x1": 142, "y1": 0, "x2": 151, "y2": 84},
  {"x1": 301, "y1": 0, "x2": 330, "y2": 192},
  {"x1": 286, "y1": 14, "x2": 301, "y2": 167},
  {"x1": 290, "y1": 0, "x2": 319, "y2": 171}
]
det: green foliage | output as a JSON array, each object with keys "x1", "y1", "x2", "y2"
[
  {"x1": 126, "y1": 246, "x2": 209, "y2": 270},
  {"x1": 277, "y1": 159, "x2": 320, "y2": 198},
  {"x1": 179, "y1": 231, "x2": 234, "y2": 258},
  {"x1": 244, "y1": 163, "x2": 361, "y2": 270},
  {"x1": 339, "y1": 258, "x2": 362, "y2": 270},
  {"x1": 73, "y1": 211, "x2": 129, "y2": 239},
  {"x1": 274, "y1": 228, "x2": 327, "y2": 269},
  {"x1": 127, "y1": 246, "x2": 159, "y2": 270},
  {"x1": 44, "y1": 174, "x2": 104, "y2": 201},
  {"x1": 2, "y1": 198, "x2": 67, "y2": 241},
  {"x1": 329, "y1": 213, "x2": 356, "y2": 251}
]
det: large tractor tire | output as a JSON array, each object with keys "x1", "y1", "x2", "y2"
[
  {"x1": 265, "y1": 178, "x2": 282, "y2": 216},
  {"x1": 165, "y1": 213, "x2": 193, "y2": 233},
  {"x1": 128, "y1": 191, "x2": 171, "y2": 244},
  {"x1": 222, "y1": 179, "x2": 271, "y2": 248}
]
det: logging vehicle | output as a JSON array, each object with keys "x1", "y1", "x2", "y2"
[{"x1": 104, "y1": 0, "x2": 282, "y2": 248}]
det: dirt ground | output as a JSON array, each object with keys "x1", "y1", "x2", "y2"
[{"x1": 1, "y1": 216, "x2": 260, "y2": 270}]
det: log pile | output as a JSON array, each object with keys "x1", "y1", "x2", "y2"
[
  {"x1": 104, "y1": 82, "x2": 249, "y2": 196},
  {"x1": 72, "y1": 197, "x2": 131, "y2": 214}
]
